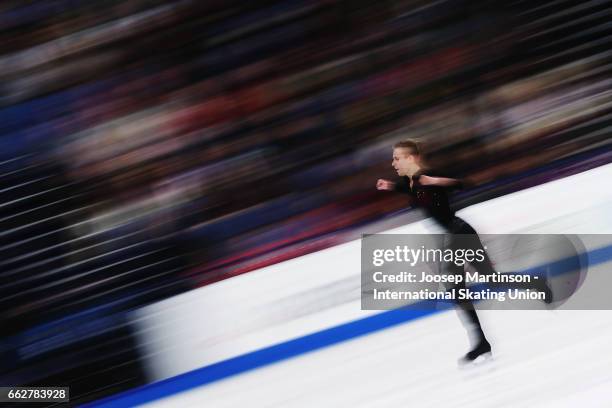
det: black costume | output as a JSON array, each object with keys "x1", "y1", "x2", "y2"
[{"x1": 394, "y1": 169, "x2": 549, "y2": 362}]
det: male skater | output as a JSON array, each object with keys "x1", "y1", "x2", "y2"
[{"x1": 376, "y1": 140, "x2": 551, "y2": 363}]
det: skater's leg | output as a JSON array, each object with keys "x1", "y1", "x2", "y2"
[
  {"x1": 449, "y1": 276, "x2": 492, "y2": 362},
  {"x1": 456, "y1": 303, "x2": 486, "y2": 342},
  {"x1": 444, "y1": 232, "x2": 491, "y2": 361},
  {"x1": 454, "y1": 222, "x2": 552, "y2": 300},
  {"x1": 468, "y1": 234, "x2": 552, "y2": 300}
]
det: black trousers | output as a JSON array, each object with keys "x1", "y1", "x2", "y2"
[{"x1": 442, "y1": 217, "x2": 539, "y2": 343}]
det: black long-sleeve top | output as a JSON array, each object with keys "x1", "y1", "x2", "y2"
[{"x1": 394, "y1": 169, "x2": 463, "y2": 229}]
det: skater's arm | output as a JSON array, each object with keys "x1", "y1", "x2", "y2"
[{"x1": 419, "y1": 175, "x2": 463, "y2": 188}]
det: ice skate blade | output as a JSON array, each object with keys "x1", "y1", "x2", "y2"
[{"x1": 458, "y1": 352, "x2": 493, "y2": 369}]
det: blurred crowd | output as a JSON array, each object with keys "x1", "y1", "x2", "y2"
[{"x1": 1, "y1": 0, "x2": 611, "y2": 404}]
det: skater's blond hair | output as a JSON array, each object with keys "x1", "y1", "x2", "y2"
[{"x1": 393, "y1": 139, "x2": 422, "y2": 157}]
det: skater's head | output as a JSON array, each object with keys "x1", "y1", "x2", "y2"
[{"x1": 392, "y1": 139, "x2": 422, "y2": 176}]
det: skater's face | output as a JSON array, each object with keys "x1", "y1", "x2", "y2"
[{"x1": 392, "y1": 148, "x2": 417, "y2": 176}]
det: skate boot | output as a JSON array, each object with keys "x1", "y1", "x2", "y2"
[{"x1": 459, "y1": 339, "x2": 492, "y2": 365}]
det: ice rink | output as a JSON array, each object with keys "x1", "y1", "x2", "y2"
[
  {"x1": 141, "y1": 309, "x2": 612, "y2": 408},
  {"x1": 85, "y1": 163, "x2": 612, "y2": 407}
]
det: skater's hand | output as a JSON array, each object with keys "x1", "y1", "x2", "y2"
[{"x1": 376, "y1": 179, "x2": 395, "y2": 191}]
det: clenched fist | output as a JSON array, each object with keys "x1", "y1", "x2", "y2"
[{"x1": 376, "y1": 179, "x2": 395, "y2": 191}]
